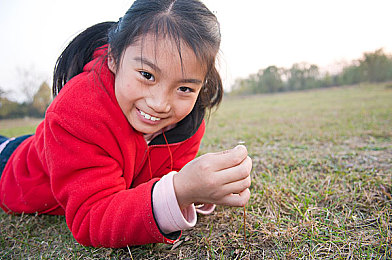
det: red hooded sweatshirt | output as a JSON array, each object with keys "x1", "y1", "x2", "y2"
[{"x1": 0, "y1": 46, "x2": 205, "y2": 247}]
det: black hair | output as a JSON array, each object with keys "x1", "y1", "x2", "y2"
[
  {"x1": 53, "y1": 0, "x2": 223, "y2": 112},
  {"x1": 52, "y1": 22, "x2": 115, "y2": 96}
]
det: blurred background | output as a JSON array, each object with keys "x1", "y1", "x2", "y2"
[{"x1": 0, "y1": 0, "x2": 391, "y2": 118}]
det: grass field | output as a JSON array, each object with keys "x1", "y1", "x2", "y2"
[{"x1": 1, "y1": 83, "x2": 391, "y2": 259}]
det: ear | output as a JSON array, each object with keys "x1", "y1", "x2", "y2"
[{"x1": 107, "y1": 47, "x2": 116, "y2": 73}]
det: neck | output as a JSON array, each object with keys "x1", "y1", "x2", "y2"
[{"x1": 143, "y1": 124, "x2": 177, "y2": 144}]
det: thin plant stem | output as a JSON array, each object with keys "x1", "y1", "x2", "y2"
[{"x1": 243, "y1": 205, "x2": 247, "y2": 243}]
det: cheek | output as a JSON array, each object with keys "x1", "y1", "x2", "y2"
[
  {"x1": 174, "y1": 98, "x2": 198, "y2": 118},
  {"x1": 115, "y1": 79, "x2": 134, "y2": 111},
  {"x1": 115, "y1": 72, "x2": 134, "y2": 99}
]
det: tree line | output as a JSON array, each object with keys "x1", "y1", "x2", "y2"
[
  {"x1": 231, "y1": 48, "x2": 392, "y2": 95},
  {"x1": 1, "y1": 48, "x2": 391, "y2": 119},
  {"x1": 0, "y1": 82, "x2": 51, "y2": 119}
]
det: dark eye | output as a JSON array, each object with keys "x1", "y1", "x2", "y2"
[
  {"x1": 178, "y1": 86, "x2": 193, "y2": 93},
  {"x1": 140, "y1": 71, "x2": 155, "y2": 81}
]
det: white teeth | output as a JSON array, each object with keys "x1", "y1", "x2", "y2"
[{"x1": 140, "y1": 110, "x2": 161, "y2": 121}]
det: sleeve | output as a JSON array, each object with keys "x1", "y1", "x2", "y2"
[
  {"x1": 152, "y1": 172, "x2": 216, "y2": 234},
  {"x1": 44, "y1": 111, "x2": 178, "y2": 247},
  {"x1": 152, "y1": 171, "x2": 197, "y2": 234},
  {"x1": 195, "y1": 203, "x2": 216, "y2": 215}
]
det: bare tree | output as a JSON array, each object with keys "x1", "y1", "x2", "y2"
[
  {"x1": 16, "y1": 65, "x2": 45, "y2": 103},
  {"x1": 0, "y1": 86, "x2": 6, "y2": 97}
]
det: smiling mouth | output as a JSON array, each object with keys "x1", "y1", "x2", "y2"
[{"x1": 139, "y1": 109, "x2": 161, "y2": 122}]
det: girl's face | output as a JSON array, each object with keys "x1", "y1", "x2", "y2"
[{"x1": 109, "y1": 34, "x2": 205, "y2": 134}]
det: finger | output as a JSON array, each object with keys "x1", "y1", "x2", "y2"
[
  {"x1": 216, "y1": 188, "x2": 250, "y2": 207},
  {"x1": 214, "y1": 156, "x2": 252, "y2": 184},
  {"x1": 200, "y1": 145, "x2": 248, "y2": 172},
  {"x1": 220, "y1": 176, "x2": 251, "y2": 196},
  {"x1": 203, "y1": 175, "x2": 251, "y2": 202}
]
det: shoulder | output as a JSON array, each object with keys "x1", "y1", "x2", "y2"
[{"x1": 45, "y1": 63, "x2": 129, "y2": 143}]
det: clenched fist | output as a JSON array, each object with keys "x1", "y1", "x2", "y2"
[{"x1": 173, "y1": 145, "x2": 252, "y2": 210}]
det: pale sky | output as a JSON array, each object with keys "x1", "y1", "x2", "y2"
[{"x1": 0, "y1": 0, "x2": 391, "y2": 100}]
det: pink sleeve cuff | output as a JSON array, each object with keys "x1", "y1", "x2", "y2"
[
  {"x1": 195, "y1": 203, "x2": 216, "y2": 215},
  {"x1": 152, "y1": 171, "x2": 197, "y2": 234}
]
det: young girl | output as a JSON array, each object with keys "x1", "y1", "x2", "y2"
[{"x1": 0, "y1": 0, "x2": 252, "y2": 248}]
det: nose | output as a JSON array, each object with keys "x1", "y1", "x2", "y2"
[{"x1": 145, "y1": 86, "x2": 171, "y2": 113}]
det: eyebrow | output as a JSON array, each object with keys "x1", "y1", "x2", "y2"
[
  {"x1": 134, "y1": 57, "x2": 203, "y2": 85},
  {"x1": 134, "y1": 57, "x2": 161, "y2": 74}
]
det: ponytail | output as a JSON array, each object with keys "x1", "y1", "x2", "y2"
[{"x1": 52, "y1": 22, "x2": 116, "y2": 97}]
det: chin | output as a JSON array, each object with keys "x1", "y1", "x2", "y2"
[{"x1": 134, "y1": 125, "x2": 160, "y2": 135}]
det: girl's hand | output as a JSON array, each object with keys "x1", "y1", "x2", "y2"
[{"x1": 173, "y1": 145, "x2": 252, "y2": 210}]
